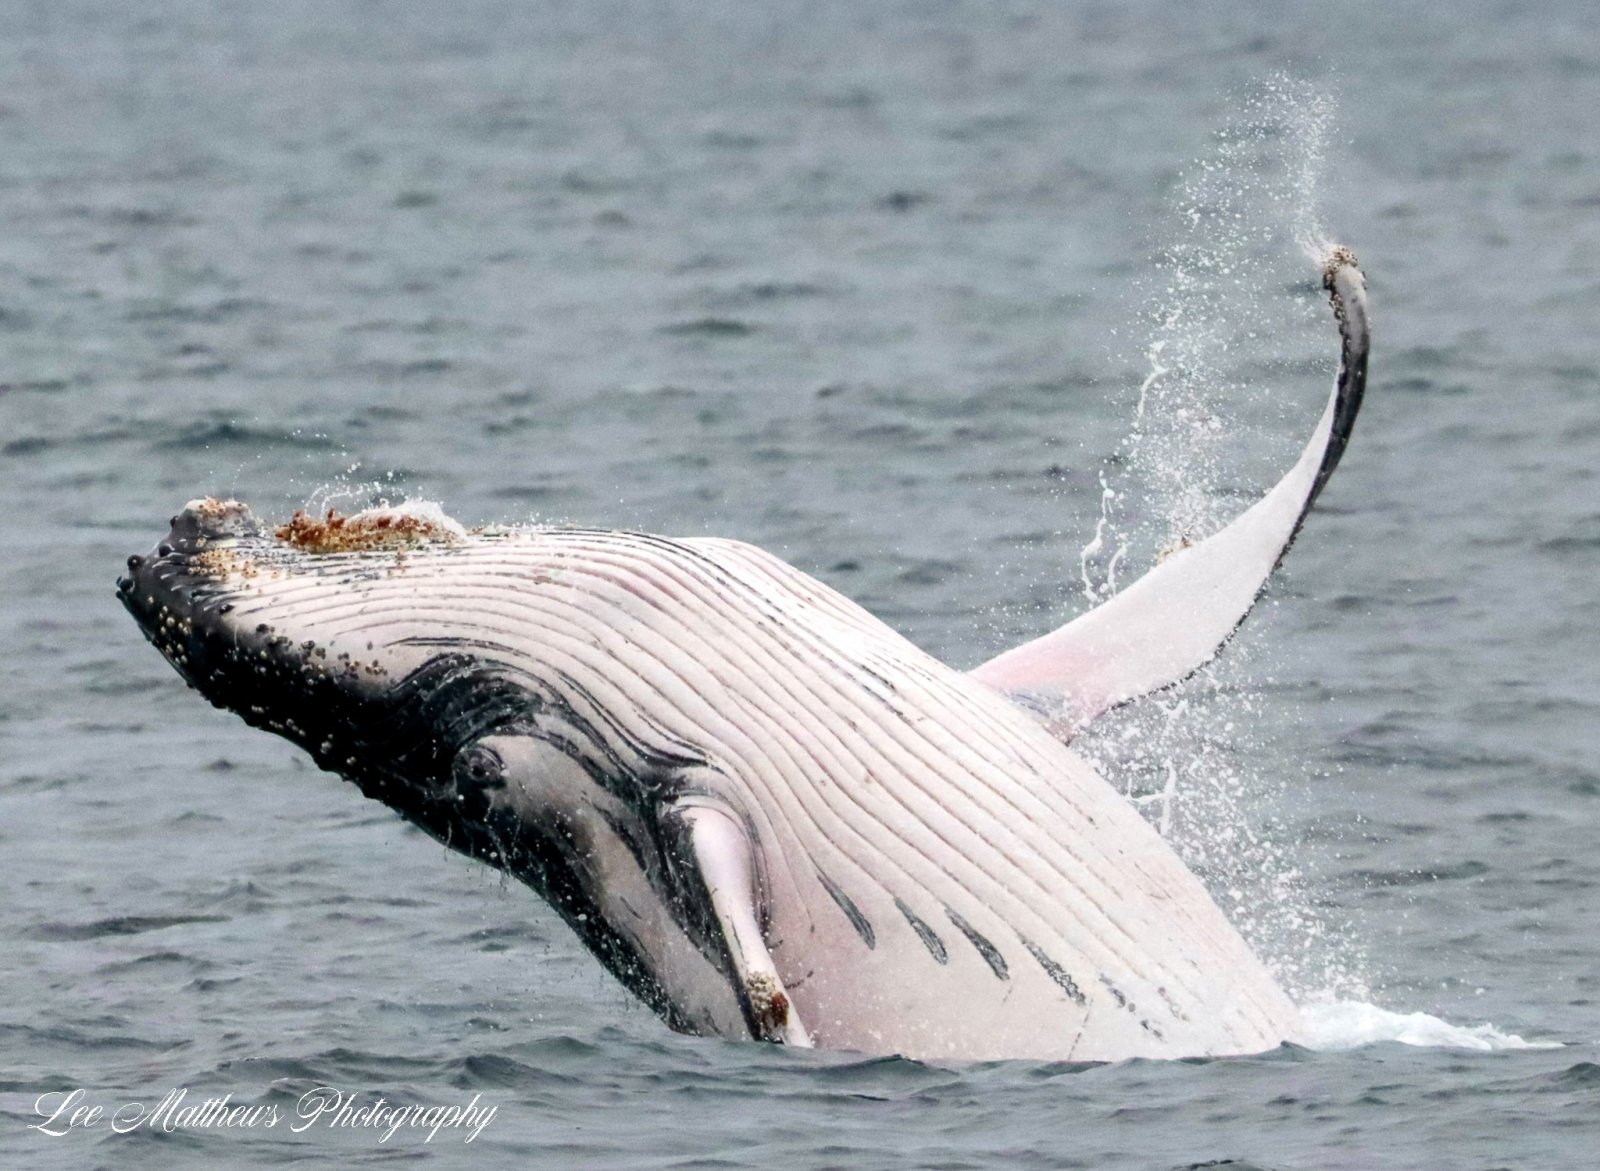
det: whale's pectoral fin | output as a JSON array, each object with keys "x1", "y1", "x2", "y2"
[
  {"x1": 971, "y1": 249, "x2": 1370, "y2": 738},
  {"x1": 665, "y1": 801, "x2": 812, "y2": 1047}
]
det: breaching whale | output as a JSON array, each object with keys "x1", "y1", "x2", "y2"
[{"x1": 119, "y1": 250, "x2": 1368, "y2": 1063}]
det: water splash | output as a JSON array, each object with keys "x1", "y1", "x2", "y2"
[
  {"x1": 1300, "y1": 1000, "x2": 1561, "y2": 1052},
  {"x1": 206, "y1": 424, "x2": 428, "y2": 522},
  {"x1": 1074, "y1": 76, "x2": 1366, "y2": 1001},
  {"x1": 306, "y1": 461, "x2": 411, "y2": 517},
  {"x1": 1082, "y1": 75, "x2": 1339, "y2": 588}
]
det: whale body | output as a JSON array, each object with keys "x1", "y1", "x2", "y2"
[{"x1": 119, "y1": 251, "x2": 1368, "y2": 1062}]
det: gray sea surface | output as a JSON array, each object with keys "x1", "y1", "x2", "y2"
[{"x1": 3, "y1": 2, "x2": 1598, "y2": 1168}]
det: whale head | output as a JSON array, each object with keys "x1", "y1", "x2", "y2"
[
  {"x1": 117, "y1": 498, "x2": 536, "y2": 826},
  {"x1": 116, "y1": 498, "x2": 760, "y2": 1033}
]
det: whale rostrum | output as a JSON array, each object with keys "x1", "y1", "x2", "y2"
[{"x1": 119, "y1": 249, "x2": 1370, "y2": 1062}]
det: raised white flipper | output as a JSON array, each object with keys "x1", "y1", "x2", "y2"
[
  {"x1": 668, "y1": 801, "x2": 813, "y2": 1046},
  {"x1": 971, "y1": 249, "x2": 1370, "y2": 736}
]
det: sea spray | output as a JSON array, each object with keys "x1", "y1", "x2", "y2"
[
  {"x1": 305, "y1": 461, "x2": 411, "y2": 518},
  {"x1": 1074, "y1": 76, "x2": 1368, "y2": 1002},
  {"x1": 1083, "y1": 75, "x2": 1339, "y2": 584}
]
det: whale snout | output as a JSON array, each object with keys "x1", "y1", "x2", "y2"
[
  {"x1": 167, "y1": 497, "x2": 265, "y2": 548},
  {"x1": 118, "y1": 498, "x2": 263, "y2": 589},
  {"x1": 117, "y1": 498, "x2": 268, "y2": 688}
]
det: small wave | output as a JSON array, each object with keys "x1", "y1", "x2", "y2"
[
  {"x1": 29, "y1": 914, "x2": 229, "y2": 942},
  {"x1": 659, "y1": 317, "x2": 757, "y2": 337},
  {"x1": 153, "y1": 419, "x2": 338, "y2": 451},
  {"x1": 1298, "y1": 1000, "x2": 1561, "y2": 1052}
]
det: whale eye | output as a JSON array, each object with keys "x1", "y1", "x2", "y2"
[{"x1": 454, "y1": 743, "x2": 506, "y2": 792}]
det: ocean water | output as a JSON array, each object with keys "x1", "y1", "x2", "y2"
[{"x1": 3, "y1": 2, "x2": 1598, "y2": 1168}]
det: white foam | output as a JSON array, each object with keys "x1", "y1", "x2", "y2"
[
  {"x1": 1297, "y1": 1000, "x2": 1561, "y2": 1052},
  {"x1": 349, "y1": 498, "x2": 468, "y2": 538}
]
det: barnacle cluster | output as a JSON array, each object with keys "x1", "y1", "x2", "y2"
[
  {"x1": 743, "y1": 972, "x2": 792, "y2": 1040},
  {"x1": 1321, "y1": 244, "x2": 1359, "y2": 288},
  {"x1": 274, "y1": 507, "x2": 460, "y2": 554}
]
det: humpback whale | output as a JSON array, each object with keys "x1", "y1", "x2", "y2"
[{"x1": 119, "y1": 249, "x2": 1368, "y2": 1063}]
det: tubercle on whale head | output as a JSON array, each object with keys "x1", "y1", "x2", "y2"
[{"x1": 123, "y1": 502, "x2": 271, "y2": 619}]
